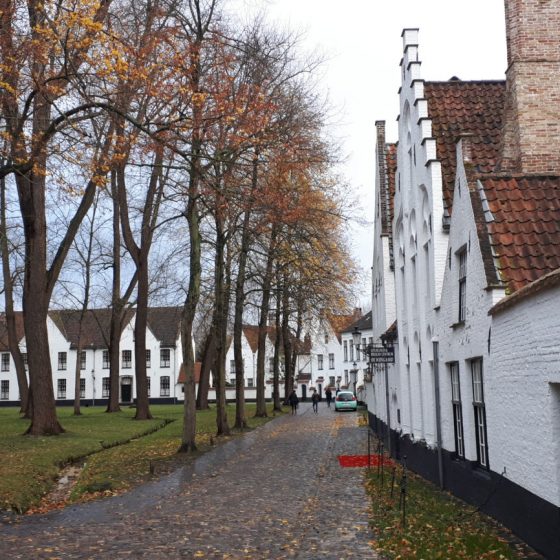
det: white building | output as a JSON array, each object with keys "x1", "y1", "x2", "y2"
[
  {"x1": 370, "y1": 2, "x2": 560, "y2": 556},
  {"x1": 0, "y1": 307, "x2": 184, "y2": 406}
]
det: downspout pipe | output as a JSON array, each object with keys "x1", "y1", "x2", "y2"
[{"x1": 432, "y1": 338, "x2": 444, "y2": 489}]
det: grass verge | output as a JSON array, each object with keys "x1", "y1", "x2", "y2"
[
  {"x1": 0, "y1": 404, "x2": 281, "y2": 513},
  {"x1": 365, "y1": 459, "x2": 536, "y2": 560}
]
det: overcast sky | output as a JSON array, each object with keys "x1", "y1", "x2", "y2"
[{"x1": 227, "y1": 0, "x2": 508, "y2": 304}]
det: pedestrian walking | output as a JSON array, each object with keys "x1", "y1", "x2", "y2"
[
  {"x1": 325, "y1": 387, "x2": 333, "y2": 408},
  {"x1": 288, "y1": 389, "x2": 299, "y2": 415},
  {"x1": 311, "y1": 390, "x2": 320, "y2": 413}
]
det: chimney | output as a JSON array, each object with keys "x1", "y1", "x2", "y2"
[{"x1": 500, "y1": 0, "x2": 560, "y2": 174}]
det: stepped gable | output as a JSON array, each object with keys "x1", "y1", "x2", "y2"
[
  {"x1": 146, "y1": 307, "x2": 182, "y2": 347},
  {"x1": 477, "y1": 175, "x2": 560, "y2": 294},
  {"x1": 0, "y1": 312, "x2": 25, "y2": 351},
  {"x1": 424, "y1": 80, "x2": 506, "y2": 216}
]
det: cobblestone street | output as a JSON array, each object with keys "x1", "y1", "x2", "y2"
[{"x1": 0, "y1": 403, "x2": 380, "y2": 559}]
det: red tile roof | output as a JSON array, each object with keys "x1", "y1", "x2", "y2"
[
  {"x1": 478, "y1": 176, "x2": 560, "y2": 294},
  {"x1": 177, "y1": 362, "x2": 202, "y2": 384},
  {"x1": 425, "y1": 80, "x2": 506, "y2": 217},
  {"x1": 242, "y1": 325, "x2": 276, "y2": 353},
  {"x1": 386, "y1": 143, "x2": 397, "y2": 234}
]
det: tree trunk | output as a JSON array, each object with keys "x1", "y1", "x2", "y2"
[
  {"x1": 213, "y1": 213, "x2": 229, "y2": 437},
  {"x1": 196, "y1": 334, "x2": 214, "y2": 410},
  {"x1": 255, "y1": 228, "x2": 277, "y2": 417},
  {"x1": 0, "y1": 171, "x2": 29, "y2": 415},
  {"x1": 272, "y1": 274, "x2": 282, "y2": 411},
  {"x1": 282, "y1": 276, "x2": 293, "y2": 402}
]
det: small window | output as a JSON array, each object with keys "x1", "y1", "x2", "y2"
[
  {"x1": 1, "y1": 353, "x2": 9, "y2": 372},
  {"x1": 80, "y1": 378, "x2": 86, "y2": 398},
  {"x1": 450, "y1": 362, "x2": 464, "y2": 458},
  {"x1": 317, "y1": 354, "x2": 324, "y2": 370},
  {"x1": 247, "y1": 378, "x2": 254, "y2": 388},
  {"x1": 160, "y1": 375, "x2": 170, "y2": 397},
  {"x1": 146, "y1": 349, "x2": 151, "y2": 368},
  {"x1": 343, "y1": 341, "x2": 348, "y2": 362},
  {"x1": 80, "y1": 351, "x2": 86, "y2": 370},
  {"x1": 458, "y1": 248, "x2": 467, "y2": 322},
  {"x1": 122, "y1": 350, "x2": 132, "y2": 369},
  {"x1": 329, "y1": 353, "x2": 335, "y2": 369},
  {"x1": 147, "y1": 376, "x2": 151, "y2": 397},
  {"x1": 160, "y1": 348, "x2": 170, "y2": 368},
  {"x1": 324, "y1": 333, "x2": 329, "y2": 344},
  {"x1": 229, "y1": 377, "x2": 236, "y2": 385},
  {"x1": 349, "y1": 341, "x2": 354, "y2": 362},
  {"x1": 269, "y1": 357, "x2": 274, "y2": 373},
  {"x1": 102, "y1": 350, "x2": 109, "y2": 369},
  {"x1": 57, "y1": 378, "x2": 67, "y2": 399},
  {"x1": 22, "y1": 353, "x2": 28, "y2": 369},
  {"x1": 0, "y1": 380, "x2": 9, "y2": 400},
  {"x1": 230, "y1": 360, "x2": 236, "y2": 374},
  {"x1": 471, "y1": 359, "x2": 488, "y2": 468},
  {"x1": 102, "y1": 377, "x2": 110, "y2": 398},
  {"x1": 58, "y1": 352, "x2": 67, "y2": 371}
]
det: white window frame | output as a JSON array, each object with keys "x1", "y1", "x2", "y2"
[
  {"x1": 58, "y1": 352, "x2": 67, "y2": 371},
  {"x1": 458, "y1": 248, "x2": 467, "y2": 322},
  {"x1": 160, "y1": 375, "x2": 170, "y2": 397},
  {"x1": 450, "y1": 362, "x2": 465, "y2": 458},
  {"x1": 57, "y1": 378, "x2": 67, "y2": 399},
  {"x1": 1, "y1": 352, "x2": 10, "y2": 372},
  {"x1": 122, "y1": 350, "x2": 132, "y2": 369},
  {"x1": 0, "y1": 379, "x2": 9, "y2": 400},
  {"x1": 160, "y1": 348, "x2": 171, "y2": 368},
  {"x1": 471, "y1": 358, "x2": 488, "y2": 468}
]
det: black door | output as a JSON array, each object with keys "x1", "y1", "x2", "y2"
[
  {"x1": 302, "y1": 384, "x2": 307, "y2": 401},
  {"x1": 121, "y1": 383, "x2": 132, "y2": 403}
]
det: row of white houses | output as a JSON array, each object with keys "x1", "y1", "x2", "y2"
[
  {"x1": 368, "y1": 6, "x2": 560, "y2": 558},
  {"x1": 0, "y1": 307, "x2": 369, "y2": 407}
]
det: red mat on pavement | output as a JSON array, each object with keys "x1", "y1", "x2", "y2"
[{"x1": 338, "y1": 454, "x2": 393, "y2": 468}]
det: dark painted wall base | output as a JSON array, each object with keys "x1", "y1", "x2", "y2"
[{"x1": 369, "y1": 412, "x2": 560, "y2": 560}]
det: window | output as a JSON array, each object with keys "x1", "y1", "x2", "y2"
[
  {"x1": 329, "y1": 353, "x2": 335, "y2": 369},
  {"x1": 147, "y1": 377, "x2": 151, "y2": 397},
  {"x1": 58, "y1": 352, "x2": 67, "y2": 371},
  {"x1": 450, "y1": 362, "x2": 464, "y2": 458},
  {"x1": 349, "y1": 341, "x2": 354, "y2": 362},
  {"x1": 247, "y1": 379, "x2": 254, "y2": 388},
  {"x1": 329, "y1": 376, "x2": 335, "y2": 387},
  {"x1": 324, "y1": 333, "x2": 329, "y2": 344},
  {"x1": 471, "y1": 359, "x2": 488, "y2": 468},
  {"x1": 160, "y1": 375, "x2": 170, "y2": 397},
  {"x1": 229, "y1": 377, "x2": 236, "y2": 385},
  {"x1": 458, "y1": 248, "x2": 467, "y2": 322},
  {"x1": 343, "y1": 341, "x2": 348, "y2": 362},
  {"x1": 80, "y1": 378, "x2": 86, "y2": 398},
  {"x1": 317, "y1": 354, "x2": 324, "y2": 370},
  {"x1": 57, "y1": 379, "x2": 66, "y2": 399},
  {"x1": 102, "y1": 350, "x2": 109, "y2": 369},
  {"x1": 269, "y1": 358, "x2": 274, "y2": 373},
  {"x1": 230, "y1": 360, "x2": 236, "y2": 374},
  {"x1": 344, "y1": 370, "x2": 348, "y2": 386},
  {"x1": 1, "y1": 353, "x2": 9, "y2": 372},
  {"x1": 0, "y1": 380, "x2": 8, "y2": 400},
  {"x1": 80, "y1": 351, "x2": 86, "y2": 370},
  {"x1": 146, "y1": 349, "x2": 151, "y2": 368},
  {"x1": 122, "y1": 350, "x2": 132, "y2": 369},
  {"x1": 160, "y1": 348, "x2": 170, "y2": 368},
  {"x1": 102, "y1": 377, "x2": 110, "y2": 398},
  {"x1": 22, "y1": 353, "x2": 28, "y2": 369}
]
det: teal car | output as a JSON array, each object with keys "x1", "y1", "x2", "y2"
[{"x1": 334, "y1": 390, "x2": 357, "y2": 412}]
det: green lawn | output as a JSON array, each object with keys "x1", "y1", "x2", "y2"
[
  {"x1": 366, "y1": 460, "x2": 532, "y2": 560},
  {"x1": 0, "y1": 404, "x2": 281, "y2": 513}
]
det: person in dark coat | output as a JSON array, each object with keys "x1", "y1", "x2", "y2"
[
  {"x1": 311, "y1": 390, "x2": 320, "y2": 413},
  {"x1": 325, "y1": 387, "x2": 333, "y2": 408},
  {"x1": 288, "y1": 390, "x2": 299, "y2": 415}
]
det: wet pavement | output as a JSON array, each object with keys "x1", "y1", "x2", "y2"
[{"x1": 0, "y1": 402, "x2": 380, "y2": 559}]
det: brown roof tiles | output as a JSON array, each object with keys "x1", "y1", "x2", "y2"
[
  {"x1": 425, "y1": 80, "x2": 506, "y2": 216},
  {"x1": 477, "y1": 176, "x2": 560, "y2": 294}
]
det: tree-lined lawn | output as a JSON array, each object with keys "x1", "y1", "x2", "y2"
[{"x1": 0, "y1": 404, "x2": 281, "y2": 514}]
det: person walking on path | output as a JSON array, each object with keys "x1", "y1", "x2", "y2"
[
  {"x1": 325, "y1": 387, "x2": 333, "y2": 408},
  {"x1": 311, "y1": 390, "x2": 320, "y2": 413},
  {"x1": 288, "y1": 389, "x2": 299, "y2": 415}
]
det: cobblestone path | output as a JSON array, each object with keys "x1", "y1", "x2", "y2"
[{"x1": 0, "y1": 403, "x2": 380, "y2": 559}]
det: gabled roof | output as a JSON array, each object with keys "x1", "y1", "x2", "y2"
[
  {"x1": 326, "y1": 309, "x2": 362, "y2": 342},
  {"x1": 475, "y1": 175, "x2": 560, "y2": 294},
  {"x1": 425, "y1": 80, "x2": 506, "y2": 217},
  {"x1": 48, "y1": 309, "x2": 134, "y2": 350},
  {"x1": 146, "y1": 307, "x2": 182, "y2": 347},
  {"x1": 241, "y1": 324, "x2": 276, "y2": 353},
  {"x1": 341, "y1": 310, "x2": 373, "y2": 334},
  {"x1": 0, "y1": 312, "x2": 25, "y2": 352},
  {"x1": 385, "y1": 143, "x2": 397, "y2": 234}
]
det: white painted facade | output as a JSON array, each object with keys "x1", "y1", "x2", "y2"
[
  {"x1": 0, "y1": 311, "x2": 183, "y2": 405},
  {"x1": 489, "y1": 275, "x2": 560, "y2": 508}
]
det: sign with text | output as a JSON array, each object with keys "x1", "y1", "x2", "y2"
[{"x1": 366, "y1": 343, "x2": 395, "y2": 365}]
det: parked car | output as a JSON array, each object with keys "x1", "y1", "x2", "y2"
[{"x1": 334, "y1": 390, "x2": 357, "y2": 412}]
